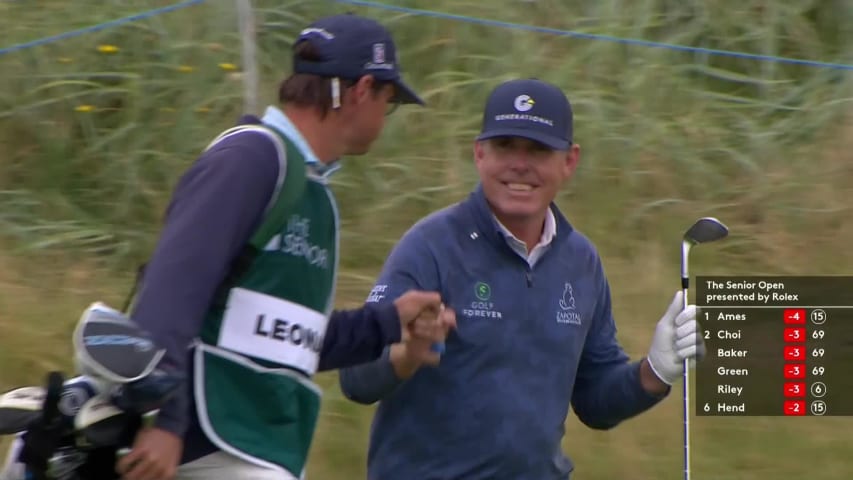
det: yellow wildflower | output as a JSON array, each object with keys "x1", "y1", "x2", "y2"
[
  {"x1": 177, "y1": 65, "x2": 194, "y2": 73},
  {"x1": 75, "y1": 105, "x2": 95, "y2": 113},
  {"x1": 97, "y1": 45, "x2": 119, "y2": 54},
  {"x1": 218, "y1": 62, "x2": 238, "y2": 71}
]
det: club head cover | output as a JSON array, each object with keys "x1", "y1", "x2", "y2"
[
  {"x1": 74, "y1": 395, "x2": 141, "y2": 449},
  {"x1": 0, "y1": 386, "x2": 45, "y2": 435},
  {"x1": 73, "y1": 302, "x2": 165, "y2": 390},
  {"x1": 111, "y1": 369, "x2": 185, "y2": 415}
]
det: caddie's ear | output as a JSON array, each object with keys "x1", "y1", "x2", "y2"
[{"x1": 350, "y1": 75, "x2": 376, "y2": 105}]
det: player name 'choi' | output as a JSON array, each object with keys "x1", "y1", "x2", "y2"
[
  {"x1": 718, "y1": 402, "x2": 745, "y2": 413},
  {"x1": 717, "y1": 329, "x2": 741, "y2": 339},
  {"x1": 717, "y1": 385, "x2": 743, "y2": 396},
  {"x1": 717, "y1": 348, "x2": 748, "y2": 358}
]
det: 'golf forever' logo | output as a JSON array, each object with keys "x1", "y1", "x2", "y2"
[{"x1": 464, "y1": 281, "x2": 502, "y2": 319}]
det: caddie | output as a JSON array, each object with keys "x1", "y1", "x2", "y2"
[{"x1": 113, "y1": 13, "x2": 454, "y2": 480}]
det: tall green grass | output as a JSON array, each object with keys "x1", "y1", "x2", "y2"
[{"x1": 1, "y1": 1, "x2": 853, "y2": 478}]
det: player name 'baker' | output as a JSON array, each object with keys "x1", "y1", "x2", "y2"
[{"x1": 717, "y1": 348, "x2": 748, "y2": 358}]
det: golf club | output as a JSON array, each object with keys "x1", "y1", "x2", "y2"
[{"x1": 681, "y1": 217, "x2": 729, "y2": 480}]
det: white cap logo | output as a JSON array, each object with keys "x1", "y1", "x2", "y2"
[
  {"x1": 514, "y1": 94, "x2": 534, "y2": 112},
  {"x1": 372, "y1": 43, "x2": 386, "y2": 64}
]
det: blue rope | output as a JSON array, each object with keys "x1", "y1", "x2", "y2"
[
  {"x1": 333, "y1": 0, "x2": 853, "y2": 72},
  {"x1": 0, "y1": 0, "x2": 207, "y2": 57},
  {"x1": 2, "y1": 0, "x2": 851, "y2": 72}
]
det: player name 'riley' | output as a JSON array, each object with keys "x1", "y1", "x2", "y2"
[{"x1": 717, "y1": 384, "x2": 743, "y2": 396}]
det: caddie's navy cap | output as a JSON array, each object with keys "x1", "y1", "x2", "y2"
[
  {"x1": 292, "y1": 13, "x2": 424, "y2": 105},
  {"x1": 476, "y1": 78, "x2": 573, "y2": 150}
]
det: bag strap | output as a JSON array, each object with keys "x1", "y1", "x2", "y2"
[{"x1": 123, "y1": 123, "x2": 306, "y2": 313}]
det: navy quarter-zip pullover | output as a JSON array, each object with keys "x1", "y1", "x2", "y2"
[{"x1": 339, "y1": 185, "x2": 668, "y2": 480}]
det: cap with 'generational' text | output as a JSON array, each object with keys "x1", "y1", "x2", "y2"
[{"x1": 476, "y1": 78, "x2": 573, "y2": 150}]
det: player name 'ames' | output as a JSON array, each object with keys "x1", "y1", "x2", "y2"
[
  {"x1": 717, "y1": 385, "x2": 743, "y2": 396},
  {"x1": 717, "y1": 402, "x2": 745, "y2": 413},
  {"x1": 716, "y1": 312, "x2": 746, "y2": 321}
]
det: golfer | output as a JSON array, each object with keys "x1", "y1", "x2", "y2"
[{"x1": 339, "y1": 78, "x2": 704, "y2": 479}]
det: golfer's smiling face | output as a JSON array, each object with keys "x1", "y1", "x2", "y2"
[{"x1": 474, "y1": 136, "x2": 578, "y2": 223}]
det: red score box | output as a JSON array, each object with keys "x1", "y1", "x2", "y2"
[
  {"x1": 784, "y1": 400, "x2": 806, "y2": 416},
  {"x1": 783, "y1": 327, "x2": 806, "y2": 343},
  {"x1": 784, "y1": 382, "x2": 806, "y2": 398},
  {"x1": 784, "y1": 345, "x2": 805, "y2": 361},
  {"x1": 784, "y1": 309, "x2": 806, "y2": 324},
  {"x1": 783, "y1": 363, "x2": 806, "y2": 379}
]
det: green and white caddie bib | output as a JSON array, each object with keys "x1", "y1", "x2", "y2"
[{"x1": 191, "y1": 118, "x2": 339, "y2": 478}]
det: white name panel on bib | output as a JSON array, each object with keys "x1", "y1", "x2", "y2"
[{"x1": 218, "y1": 288, "x2": 328, "y2": 375}]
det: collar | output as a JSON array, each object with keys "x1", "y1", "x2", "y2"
[
  {"x1": 467, "y1": 183, "x2": 573, "y2": 255},
  {"x1": 493, "y1": 206, "x2": 557, "y2": 253},
  {"x1": 261, "y1": 106, "x2": 341, "y2": 178}
]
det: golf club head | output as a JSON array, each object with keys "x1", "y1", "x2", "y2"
[
  {"x1": 73, "y1": 302, "x2": 165, "y2": 389},
  {"x1": 683, "y1": 217, "x2": 729, "y2": 246},
  {"x1": 681, "y1": 217, "x2": 729, "y2": 283},
  {"x1": 74, "y1": 395, "x2": 140, "y2": 449},
  {"x1": 0, "y1": 387, "x2": 45, "y2": 435}
]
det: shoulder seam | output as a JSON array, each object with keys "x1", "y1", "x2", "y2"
[{"x1": 203, "y1": 125, "x2": 288, "y2": 216}]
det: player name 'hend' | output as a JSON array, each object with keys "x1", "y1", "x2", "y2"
[{"x1": 717, "y1": 402, "x2": 746, "y2": 413}]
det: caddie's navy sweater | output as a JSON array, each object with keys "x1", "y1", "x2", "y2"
[{"x1": 339, "y1": 185, "x2": 668, "y2": 480}]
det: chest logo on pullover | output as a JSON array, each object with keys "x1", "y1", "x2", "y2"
[
  {"x1": 557, "y1": 282, "x2": 582, "y2": 325},
  {"x1": 263, "y1": 215, "x2": 329, "y2": 269},
  {"x1": 462, "y1": 281, "x2": 503, "y2": 319}
]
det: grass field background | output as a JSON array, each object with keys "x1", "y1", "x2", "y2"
[{"x1": 1, "y1": 1, "x2": 852, "y2": 478}]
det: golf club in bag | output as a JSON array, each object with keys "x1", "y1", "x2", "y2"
[
  {"x1": 0, "y1": 302, "x2": 184, "y2": 480},
  {"x1": 681, "y1": 217, "x2": 728, "y2": 480}
]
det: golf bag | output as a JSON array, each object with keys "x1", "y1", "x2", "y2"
[{"x1": 0, "y1": 302, "x2": 184, "y2": 480}]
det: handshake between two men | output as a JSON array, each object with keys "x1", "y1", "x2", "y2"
[{"x1": 392, "y1": 291, "x2": 457, "y2": 378}]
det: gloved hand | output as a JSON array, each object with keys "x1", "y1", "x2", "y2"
[{"x1": 647, "y1": 291, "x2": 706, "y2": 385}]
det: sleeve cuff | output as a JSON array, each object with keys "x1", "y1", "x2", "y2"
[{"x1": 373, "y1": 301, "x2": 401, "y2": 345}]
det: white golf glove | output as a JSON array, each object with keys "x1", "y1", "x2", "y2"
[{"x1": 647, "y1": 291, "x2": 706, "y2": 385}]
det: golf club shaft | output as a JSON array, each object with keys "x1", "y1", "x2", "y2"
[{"x1": 682, "y1": 283, "x2": 690, "y2": 480}]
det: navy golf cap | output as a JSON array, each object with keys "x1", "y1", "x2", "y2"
[
  {"x1": 476, "y1": 78, "x2": 573, "y2": 150},
  {"x1": 292, "y1": 14, "x2": 424, "y2": 105}
]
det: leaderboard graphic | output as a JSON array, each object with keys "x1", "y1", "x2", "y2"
[{"x1": 695, "y1": 276, "x2": 853, "y2": 416}]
